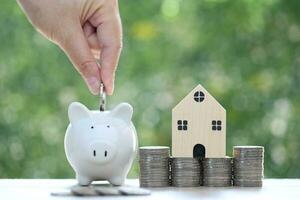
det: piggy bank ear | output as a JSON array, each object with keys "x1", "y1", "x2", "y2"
[
  {"x1": 68, "y1": 102, "x2": 90, "y2": 124},
  {"x1": 110, "y1": 103, "x2": 133, "y2": 123}
]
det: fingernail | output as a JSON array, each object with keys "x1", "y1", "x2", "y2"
[{"x1": 87, "y1": 76, "x2": 100, "y2": 95}]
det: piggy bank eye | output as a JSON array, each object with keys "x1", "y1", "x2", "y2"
[
  {"x1": 107, "y1": 125, "x2": 110, "y2": 128},
  {"x1": 91, "y1": 126, "x2": 94, "y2": 129}
]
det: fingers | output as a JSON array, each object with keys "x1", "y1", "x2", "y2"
[
  {"x1": 59, "y1": 22, "x2": 101, "y2": 95},
  {"x1": 83, "y1": 21, "x2": 100, "y2": 51},
  {"x1": 96, "y1": 14, "x2": 122, "y2": 95}
]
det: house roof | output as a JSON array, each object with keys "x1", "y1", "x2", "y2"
[{"x1": 172, "y1": 84, "x2": 225, "y2": 112}]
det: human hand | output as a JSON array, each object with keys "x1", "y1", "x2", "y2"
[{"x1": 17, "y1": 0, "x2": 122, "y2": 95}]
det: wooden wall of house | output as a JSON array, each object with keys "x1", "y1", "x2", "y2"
[{"x1": 172, "y1": 84, "x2": 226, "y2": 158}]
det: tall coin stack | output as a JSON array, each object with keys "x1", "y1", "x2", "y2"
[
  {"x1": 171, "y1": 157, "x2": 202, "y2": 187},
  {"x1": 138, "y1": 146, "x2": 170, "y2": 187},
  {"x1": 202, "y1": 157, "x2": 233, "y2": 187},
  {"x1": 233, "y1": 146, "x2": 264, "y2": 187}
]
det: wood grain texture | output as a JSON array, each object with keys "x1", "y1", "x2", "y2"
[{"x1": 172, "y1": 84, "x2": 226, "y2": 158}]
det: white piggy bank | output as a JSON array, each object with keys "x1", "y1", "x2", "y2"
[{"x1": 64, "y1": 102, "x2": 137, "y2": 186}]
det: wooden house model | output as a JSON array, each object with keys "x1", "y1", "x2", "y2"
[{"x1": 172, "y1": 84, "x2": 226, "y2": 158}]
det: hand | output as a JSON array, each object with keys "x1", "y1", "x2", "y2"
[{"x1": 17, "y1": 0, "x2": 122, "y2": 95}]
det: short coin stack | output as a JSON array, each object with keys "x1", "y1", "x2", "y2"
[
  {"x1": 51, "y1": 185, "x2": 151, "y2": 196},
  {"x1": 171, "y1": 157, "x2": 202, "y2": 187},
  {"x1": 233, "y1": 146, "x2": 264, "y2": 187},
  {"x1": 202, "y1": 157, "x2": 233, "y2": 187},
  {"x1": 138, "y1": 146, "x2": 170, "y2": 187}
]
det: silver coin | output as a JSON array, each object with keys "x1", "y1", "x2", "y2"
[
  {"x1": 140, "y1": 182, "x2": 170, "y2": 187},
  {"x1": 71, "y1": 185, "x2": 98, "y2": 196},
  {"x1": 50, "y1": 190, "x2": 72, "y2": 197},
  {"x1": 234, "y1": 176, "x2": 264, "y2": 180},
  {"x1": 94, "y1": 187, "x2": 120, "y2": 196},
  {"x1": 172, "y1": 184, "x2": 200, "y2": 187},
  {"x1": 203, "y1": 182, "x2": 232, "y2": 187},
  {"x1": 139, "y1": 146, "x2": 170, "y2": 188},
  {"x1": 170, "y1": 157, "x2": 202, "y2": 187},
  {"x1": 232, "y1": 146, "x2": 264, "y2": 187},
  {"x1": 118, "y1": 186, "x2": 151, "y2": 196},
  {"x1": 233, "y1": 179, "x2": 263, "y2": 187},
  {"x1": 203, "y1": 157, "x2": 232, "y2": 162},
  {"x1": 233, "y1": 146, "x2": 264, "y2": 150}
]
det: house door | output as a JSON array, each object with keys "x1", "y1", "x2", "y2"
[{"x1": 193, "y1": 144, "x2": 205, "y2": 158}]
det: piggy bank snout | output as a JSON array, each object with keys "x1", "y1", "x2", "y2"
[{"x1": 89, "y1": 141, "x2": 116, "y2": 164}]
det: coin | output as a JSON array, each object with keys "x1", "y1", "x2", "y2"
[
  {"x1": 118, "y1": 186, "x2": 151, "y2": 196},
  {"x1": 71, "y1": 185, "x2": 98, "y2": 196},
  {"x1": 171, "y1": 157, "x2": 202, "y2": 187},
  {"x1": 139, "y1": 146, "x2": 170, "y2": 187},
  {"x1": 233, "y1": 146, "x2": 264, "y2": 187},
  {"x1": 202, "y1": 157, "x2": 233, "y2": 187},
  {"x1": 94, "y1": 187, "x2": 120, "y2": 195}
]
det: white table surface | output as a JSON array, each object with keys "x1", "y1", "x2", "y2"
[{"x1": 0, "y1": 179, "x2": 298, "y2": 200}]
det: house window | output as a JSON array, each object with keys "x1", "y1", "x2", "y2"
[
  {"x1": 177, "y1": 120, "x2": 188, "y2": 131},
  {"x1": 194, "y1": 91, "x2": 205, "y2": 102},
  {"x1": 212, "y1": 120, "x2": 222, "y2": 131}
]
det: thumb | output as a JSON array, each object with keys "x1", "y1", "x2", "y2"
[{"x1": 58, "y1": 23, "x2": 100, "y2": 95}]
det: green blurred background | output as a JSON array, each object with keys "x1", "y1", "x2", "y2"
[{"x1": 0, "y1": 0, "x2": 300, "y2": 179}]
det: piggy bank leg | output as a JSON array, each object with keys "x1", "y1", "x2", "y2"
[
  {"x1": 109, "y1": 174, "x2": 126, "y2": 186},
  {"x1": 76, "y1": 173, "x2": 92, "y2": 186}
]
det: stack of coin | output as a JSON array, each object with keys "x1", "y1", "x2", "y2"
[
  {"x1": 202, "y1": 157, "x2": 233, "y2": 187},
  {"x1": 138, "y1": 146, "x2": 170, "y2": 187},
  {"x1": 233, "y1": 146, "x2": 264, "y2": 187},
  {"x1": 171, "y1": 157, "x2": 202, "y2": 187},
  {"x1": 65, "y1": 185, "x2": 151, "y2": 196}
]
